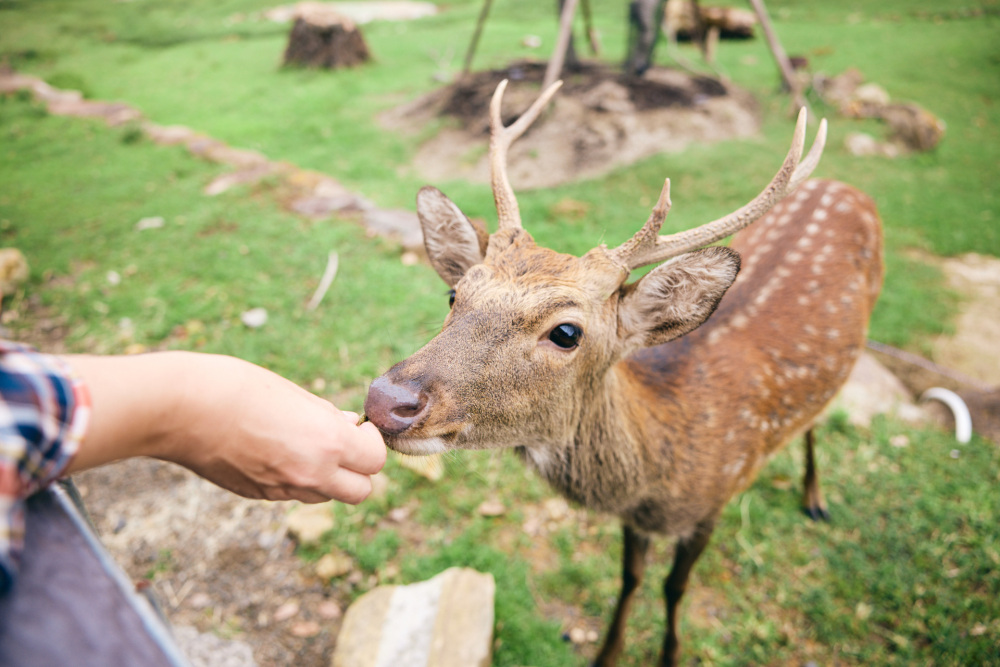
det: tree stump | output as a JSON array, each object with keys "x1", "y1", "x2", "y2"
[{"x1": 282, "y1": 10, "x2": 371, "y2": 69}]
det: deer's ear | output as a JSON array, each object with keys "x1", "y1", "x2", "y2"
[
  {"x1": 619, "y1": 246, "x2": 741, "y2": 349},
  {"x1": 416, "y1": 186, "x2": 489, "y2": 288}
]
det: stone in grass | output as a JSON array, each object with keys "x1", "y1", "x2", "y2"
[
  {"x1": 332, "y1": 567, "x2": 495, "y2": 667},
  {"x1": 0, "y1": 248, "x2": 29, "y2": 296},
  {"x1": 240, "y1": 307, "x2": 268, "y2": 329},
  {"x1": 286, "y1": 502, "x2": 335, "y2": 545},
  {"x1": 315, "y1": 550, "x2": 354, "y2": 580}
]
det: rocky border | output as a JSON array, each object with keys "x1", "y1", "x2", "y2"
[{"x1": 0, "y1": 68, "x2": 425, "y2": 252}]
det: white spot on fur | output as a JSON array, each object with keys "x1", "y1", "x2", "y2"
[
  {"x1": 722, "y1": 454, "x2": 746, "y2": 477},
  {"x1": 813, "y1": 209, "x2": 829, "y2": 221},
  {"x1": 524, "y1": 446, "x2": 553, "y2": 475},
  {"x1": 806, "y1": 223, "x2": 820, "y2": 235},
  {"x1": 820, "y1": 193, "x2": 834, "y2": 207}
]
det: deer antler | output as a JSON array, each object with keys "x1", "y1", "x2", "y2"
[
  {"x1": 490, "y1": 78, "x2": 564, "y2": 230},
  {"x1": 607, "y1": 108, "x2": 828, "y2": 270}
]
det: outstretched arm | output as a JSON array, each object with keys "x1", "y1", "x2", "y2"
[{"x1": 63, "y1": 351, "x2": 386, "y2": 505}]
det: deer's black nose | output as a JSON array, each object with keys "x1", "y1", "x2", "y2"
[{"x1": 364, "y1": 376, "x2": 429, "y2": 435}]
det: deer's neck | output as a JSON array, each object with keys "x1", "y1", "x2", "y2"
[{"x1": 522, "y1": 358, "x2": 683, "y2": 515}]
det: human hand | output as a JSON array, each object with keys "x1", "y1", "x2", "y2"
[{"x1": 65, "y1": 352, "x2": 387, "y2": 504}]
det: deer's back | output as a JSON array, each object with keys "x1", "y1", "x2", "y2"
[{"x1": 622, "y1": 180, "x2": 883, "y2": 534}]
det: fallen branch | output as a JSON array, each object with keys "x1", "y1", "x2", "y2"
[{"x1": 306, "y1": 251, "x2": 339, "y2": 311}]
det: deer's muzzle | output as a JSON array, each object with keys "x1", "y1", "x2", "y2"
[{"x1": 364, "y1": 376, "x2": 429, "y2": 435}]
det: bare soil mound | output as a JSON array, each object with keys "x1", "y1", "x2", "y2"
[{"x1": 382, "y1": 60, "x2": 760, "y2": 189}]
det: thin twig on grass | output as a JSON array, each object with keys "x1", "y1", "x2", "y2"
[{"x1": 306, "y1": 251, "x2": 339, "y2": 311}]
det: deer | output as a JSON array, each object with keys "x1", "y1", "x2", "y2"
[{"x1": 364, "y1": 80, "x2": 883, "y2": 665}]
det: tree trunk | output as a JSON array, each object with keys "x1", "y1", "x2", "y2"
[{"x1": 283, "y1": 13, "x2": 371, "y2": 69}]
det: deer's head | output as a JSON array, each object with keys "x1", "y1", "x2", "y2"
[{"x1": 365, "y1": 81, "x2": 825, "y2": 456}]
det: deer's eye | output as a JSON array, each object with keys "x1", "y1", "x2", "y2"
[
  {"x1": 549, "y1": 323, "x2": 581, "y2": 349},
  {"x1": 448, "y1": 289, "x2": 456, "y2": 308}
]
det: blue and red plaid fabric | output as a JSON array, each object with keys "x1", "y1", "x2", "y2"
[{"x1": 0, "y1": 340, "x2": 90, "y2": 595}]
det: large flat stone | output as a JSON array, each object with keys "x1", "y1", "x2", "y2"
[
  {"x1": 835, "y1": 352, "x2": 923, "y2": 427},
  {"x1": 332, "y1": 567, "x2": 495, "y2": 667}
]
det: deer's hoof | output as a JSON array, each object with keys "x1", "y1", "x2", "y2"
[{"x1": 803, "y1": 505, "x2": 831, "y2": 522}]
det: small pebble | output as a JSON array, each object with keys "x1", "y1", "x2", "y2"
[
  {"x1": 240, "y1": 307, "x2": 268, "y2": 328},
  {"x1": 135, "y1": 216, "x2": 165, "y2": 231},
  {"x1": 273, "y1": 601, "x2": 300, "y2": 622},
  {"x1": 289, "y1": 621, "x2": 321, "y2": 638},
  {"x1": 317, "y1": 601, "x2": 342, "y2": 620}
]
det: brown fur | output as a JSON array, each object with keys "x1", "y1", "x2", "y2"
[{"x1": 365, "y1": 178, "x2": 883, "y2": 665}]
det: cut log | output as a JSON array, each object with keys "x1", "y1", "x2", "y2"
[
  {"x1": 665, "y1": 0, "x2": 757, "y2": 41},
  {"x1": 282, "y1": 11, "x2": 370, "y2": 69}
]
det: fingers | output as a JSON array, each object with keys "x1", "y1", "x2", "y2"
[
  {"x1": 323, "y1": 468, "x2": 375, "y2": 505},
  {"x1": 336, "y1": 421, "x2": 387, "y2": 476}
]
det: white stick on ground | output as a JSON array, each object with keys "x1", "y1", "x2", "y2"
[{"x1": 306, "y1": 251, "x2": 339, "y2": 311}]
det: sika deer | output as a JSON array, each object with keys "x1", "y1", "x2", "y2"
[{"x1": 365, "y1": 81, "x2": 883, "y2": 665}]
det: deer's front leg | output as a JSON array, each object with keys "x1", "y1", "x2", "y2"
[
  {"x1": 660, "y1": 520, "x2": 715, "y2": 667},
  {"x1": 594, "y1": 525, "x2": 650, "y2": 666}
]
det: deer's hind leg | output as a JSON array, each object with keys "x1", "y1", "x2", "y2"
[
  {"x1": 594, "y1": 525, "x2": 650, "y2": 667},
  {"x1": 802, "y1": 428, "x2": 830, "y2": 522}
]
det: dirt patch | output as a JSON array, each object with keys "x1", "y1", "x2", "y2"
[
  {"x1": 871, "y1": 252, "x2": 1000, "y2": 396},
  {"x1": 381, "y1": 60, "x2": 760, "y2": 190},
  {"x1": 931, "y1": 253, "x2": 1000, "y2": 387},
  {"x1": 868, "y1": 252, "x2": 1000, "y2": 445},
  {"x1": 72, "y1": 460, "x2": 343, "y2": 667}
]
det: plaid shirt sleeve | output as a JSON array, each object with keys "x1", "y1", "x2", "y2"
[{"x1": 0, "y1": 340, "x2": 91, "y2": 595}]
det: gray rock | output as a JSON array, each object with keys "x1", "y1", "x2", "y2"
[
  {"x1": 362, "y1": 208, "x2": 424, "y2": 250},
  {"x1": 835, "y1": 352, "x2": 923, "y2": 427},
  {"x1": 332, "y1": 567, "x2": 495, "y2": 667},
  {"x1": 173, "y1": 625, "x2": 257, "y2": 667}
]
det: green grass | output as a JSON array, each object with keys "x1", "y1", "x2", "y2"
[
  {"x1": 2, "y1": 0, "x2": 999, "y2": 664},
  {"x1": 3, "y1": 0, "x2": 1000, "y2": 347}
]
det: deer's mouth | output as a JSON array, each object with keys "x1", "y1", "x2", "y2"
[{"x1": 383, "y1": 428, "x2": 463, "y2": 456}]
